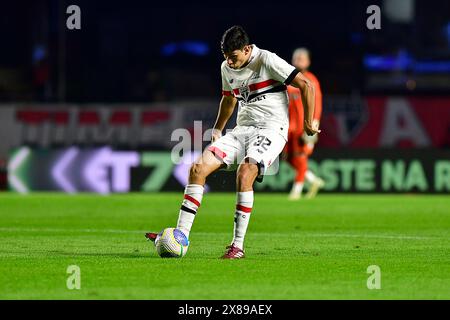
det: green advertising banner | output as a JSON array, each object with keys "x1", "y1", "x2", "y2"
[
  {"x1": 256, "y1": 149, "x2": 450, "y2": 193},
  {"x1": 8, "y1": 147, "x2": 450, "y2": 194}
]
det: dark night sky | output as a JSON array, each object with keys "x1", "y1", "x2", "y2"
[{"x1": 1, "y1": 0, "x2": 449, "y2": 102}]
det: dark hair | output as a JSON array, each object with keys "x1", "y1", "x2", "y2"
[{"x1": 221, "y1": 26, "x2": 250, "y2": 54}]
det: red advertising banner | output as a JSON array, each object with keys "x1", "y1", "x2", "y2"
[
  {"x1": 319, "y1": 97, "x2": 450, "y2": 148},
  {"x1": 0, "y1": 97, "x2": 449, "y2": 160}
]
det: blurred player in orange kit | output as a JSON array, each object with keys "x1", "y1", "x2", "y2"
[{"x1": 285, "y1": 48, "x2": 325, "y2": 200}]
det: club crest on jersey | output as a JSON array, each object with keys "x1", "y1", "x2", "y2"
[{"x1": 239, "y1": 80, "x2": 250, "y2": 101}]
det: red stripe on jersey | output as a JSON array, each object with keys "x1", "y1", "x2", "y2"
[
  {"x1": 236, "y1": 204, "x2": 252, "y2": 213},
  {"x1": 184, "y1": 194, "x2": 201, "y2": 207},
  {"x1": 248, "y1": 79, "x2": 278, "y2": 91},
  {"x1": 231, "y1": 79, "x2": 280, "y2": 97},
  {"x1": 222, "y1": 90, "x2": 232, "y2": 96},
  {"x1": 208, "y1": 146, "x2": 227, "y2": 159}
]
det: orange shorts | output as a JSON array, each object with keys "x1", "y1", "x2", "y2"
[{"x1": 284, "y1": 131, "x2": 314, "y2": 157}]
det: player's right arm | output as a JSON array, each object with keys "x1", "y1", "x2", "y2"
[
  {"x1": 212, "y1": 63, "x2": 238, "y2": 142},
  {"x1": 212, "y1": 95, "x2": 237, "y2": 142}
]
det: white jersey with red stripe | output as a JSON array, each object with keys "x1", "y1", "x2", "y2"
[{"x1": 221, "y1": 44, "x2": 299, "y2": 140}]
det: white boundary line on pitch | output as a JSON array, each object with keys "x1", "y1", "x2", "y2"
[{"x1": 0, "y1": 227, "x2": 439, "y2": 240}]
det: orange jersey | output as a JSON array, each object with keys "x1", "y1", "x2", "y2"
[{"x1": 287, "y1": 71, "x2": 322, "y2": 134}]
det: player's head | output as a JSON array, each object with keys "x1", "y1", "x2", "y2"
[
  {"x1": 292, "y1": 48, "x2": 311, "y2": 72},
  {"x1": 221, "y1": 25, "x2": 251, "y2": 69}
]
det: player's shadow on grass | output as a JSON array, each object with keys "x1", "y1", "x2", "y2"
[{"x1": 42, "y1": 250, "x2": 156, "y2": 259}]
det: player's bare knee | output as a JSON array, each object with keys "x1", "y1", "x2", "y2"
[
  {"x1": 236, "y1": 163, "x2": 258, "y2": 187},
  {"x1": 189, "y1": 163, "x2": 206, "y2": 180}
]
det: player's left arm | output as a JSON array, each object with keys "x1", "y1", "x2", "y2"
[
  {"x1": 290, "y1": 73, "x2": 320, "y2": 136},
  {"x1": 265, "y1": 51, "x2": 320, "y2": 136},
  {"x1": 312, "y1": 76, "x2": 322, "y2": 129}
]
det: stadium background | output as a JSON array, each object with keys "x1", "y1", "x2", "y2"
[{"x1": 0, "y1": 0, "x2": 449, "y2": 194}]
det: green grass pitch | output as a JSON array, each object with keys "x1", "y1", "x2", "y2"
[{"x1": 0, "y1": 193, "x2": 449, "y2": 299}]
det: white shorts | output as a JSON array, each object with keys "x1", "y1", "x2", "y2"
[{"x1": 208, "y1": 126, "x2": 287, "y2": 182}]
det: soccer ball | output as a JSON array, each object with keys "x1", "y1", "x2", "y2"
[{"x1": 155, "y1": 228, "x2": 189, "y2": 258}]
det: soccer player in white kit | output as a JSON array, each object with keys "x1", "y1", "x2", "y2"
[{"x1": 146, "y1": 26, "x2": 319, "y2": 259}]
